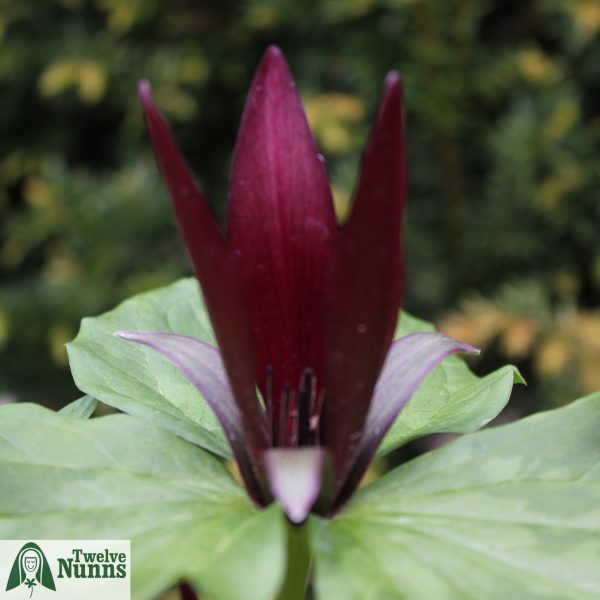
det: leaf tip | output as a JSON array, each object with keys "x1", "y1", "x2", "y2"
[{"x1": 512, "y1": 367, "x2": 527, "y2": 386}]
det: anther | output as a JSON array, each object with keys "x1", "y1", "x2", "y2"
[
  {"x1": 297, "y1": 369, "x2": 314, "y2": 446},
  {"x1": 265, "y1": 365, "x2": 274, "y2": 443},
  {"x1": 279, "y1": 384, "x2": 292, "y2": 448}
]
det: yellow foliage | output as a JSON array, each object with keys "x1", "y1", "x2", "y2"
[
  {"x1": 572, "y1": 314, "x2": 600, "y2": 351},
  {"x1": 305, "y1": 94, "x2": 364, "y2": 153},
  {"x1": 39, "y1": 61, "x2": 74, "y2": 97},
  {"x1": 177, "y1": 55, "x2": 210, "y2": 85},
  {"x1": 534, "y1": 313, "x2": 600, "y2": 392},
  {"x1": 0, "y1": 310, "x2": 8, "y2": 349},
  {"x1": 23, "y1": 176, "x2": 65, "y2": 225},
  {"x1": 440, "y1": 293, "x2": 600, "y2": 397},
  {"x1": 517, "y1": 48, "x2": 561, "y2": 86},
  {"x1": 572, "y1": 0, "x2": 600, "y2": 42},
  {"x1": 23, "y1": 176, "x2": 54, "y2": 208},
  {"x1": 579, "y1": 354, "x2": 600, "y2": 395},
  {"x1": 500, "y1": 317, "x2": 538, "y2": 360},
  {"x1": 116, "y1": 167, "x2": 144, "y2": 197},
  {"x1": 48, "y1": 323, "x2": 75, "y2": 368},
  {"x1": 44, "y1": 243, "x2": 82, "y2": 284},
  {"x1": 321, "y1": 124, "x2": 353, "y2": 153},
  {"x1": 0, "y1": 152, "x2": 39, "y2": 182},
  {"x1": 244, "y1": 4, "x2": 282, "y2": 29},
  {"x1": 536, "y1": 336, "x2": 571, "y2": 377},
  {"x1": 155, "y1": 88, "x2": 198, "y2": 122},
  {"x1": 536, "y1": 164, "x2": 587, "y2": 211},
  {"x1": 331, "y1": 184, "x2": 352, "y2": 223},
  {"x1": 38, "y1": 59, "x2": 106, "y2": 104},
  {"x1": 438, "y1": 299, "x2": 509, "y2": 347},
  {"x1": 0, "y1": 237, "x2": 26, "y2": 270},
  {"x1": 96, "y1": 0, "x2": 143, "y2": 34},
  {"x1": 542, "y1": 100, "x2": 580, "y2": 142},
  {"x1": 305, "y1": 94, "x2": 365, "y2": 122},
  {"x1": 78, "y1": 61, "x2": 107, "y2": 103}
]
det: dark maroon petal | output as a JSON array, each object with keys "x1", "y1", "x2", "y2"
[
  {"x1": 178, "y1": 582, "x2": 198, "y2": 600},
  {"x1": 333, "y1": 333, "x2": 479, "y2": 511},
  {"x1": 115, "y1": 332, "x2": 265, "y2": 504},
  {"x1": 264, "y1": 447, "x2": 327, "y2": 523},
  {"x1": 138, "y1": 81, "x2": 268, "y2": 491},
  {"x1": 321, "y1": 73, "x2": 406, "y2": 494},
  {"x1": 227, "y1": 46, "x2": 337, "y2": 429}
]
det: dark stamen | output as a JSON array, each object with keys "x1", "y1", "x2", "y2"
[
  {"x1": 279, "y1": 384, "x2": 292, "y2": 448},
  {"x1": 310, "y1": 387, "x2": 326, "y2": 445},
  {"x1": 297, "y1": 369, "x2": 313, "y2": 446},
  {"x1": 265, "y1": 365, "x2": 274, "y2": 444}
]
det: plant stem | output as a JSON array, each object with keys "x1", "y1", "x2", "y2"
[{"x1": 276, "y1": 519, "x2": 311, "y2": 600}]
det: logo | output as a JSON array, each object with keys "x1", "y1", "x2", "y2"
[
  {"x1": 0, "y1": 541, "x2": 130, "y2": 600},
  {"x1": 5, "y1": 543, "x2": 55, "y2": 597}
]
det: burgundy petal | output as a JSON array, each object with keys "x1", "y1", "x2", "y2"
[
  {"x1": 321, "y1": 73, "x2": 406, "y2": 493},
  {"x1": 115, "y1": 332, "x2": 265, "y2": 504},
  {"x1": 333, "y1": 333, "x2": 479, "y2": 510},
  {"x1": 264, "y1": 447, "x2": 327, "y2": 523},
  {"x1": 227, "y1": 46, "x2": 337, "y2": 436},
  {"x1": 139, "y1": 82, "x2": 268, "y2": 492},
  {"x1": 178, "y1": 582, "x2": 198, "y2": 600}
]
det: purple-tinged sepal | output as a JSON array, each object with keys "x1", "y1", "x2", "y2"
[
  {"x1": 264, "y1": 447, "x2": 328, "y2": 523},
  {"x1": 115, "y1": 331, "x2": 267, "y2": 505},
  {"x1": 333, "y1": 333, "x2": 479, "y2": 510}
]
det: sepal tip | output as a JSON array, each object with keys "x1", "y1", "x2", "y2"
[{"x1": 264, "y1": 447, "x2": 327, "y2": 523}]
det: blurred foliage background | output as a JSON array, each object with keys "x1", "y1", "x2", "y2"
[{"x1": 0, "y1": 0, "x2": 599, "y2": 412}]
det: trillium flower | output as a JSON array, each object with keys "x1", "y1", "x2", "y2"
[{"x1": 117, "y1": 46, "x2": 477, "y2": 523}]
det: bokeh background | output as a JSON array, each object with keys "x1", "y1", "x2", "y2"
[{"x1": 1, "y1": 0, "x2": 599, "y2": 413}]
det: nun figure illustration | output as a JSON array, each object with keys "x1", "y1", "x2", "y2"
[{"x1": 5, "y1": 542, "x2": 56, "y2": 597}]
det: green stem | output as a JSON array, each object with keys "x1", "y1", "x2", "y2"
[{"x1": 277, "y1": 519, "x2": 311, "y2": 600}]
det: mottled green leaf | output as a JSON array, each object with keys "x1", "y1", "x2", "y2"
[
  {"x1": 0, "y1": 403, "x2": 285, "y2": 600},
  {"x1": 312, "y1": 393, "x2": 600, "y2": 599}
]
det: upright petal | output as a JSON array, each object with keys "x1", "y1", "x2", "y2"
[
  {"x1": 139, "y1": 82, "x2": 268, "y2": 488},
  {"x1": 321, "y1": 73, "x2": 406, "y2": 493},
  {"x1": 333, "y1": 333, "x2": 479, "y2": 510},
  {"x1": 115, "y1": 332, "x2": 265, "y2": 504},
  {"x1": 227, "y1": 46, "x2": 337, "y2": 434}
]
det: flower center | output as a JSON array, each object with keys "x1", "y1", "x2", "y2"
[{"x1": 265, "y1": 366, "x2": 324, "y2": 448}]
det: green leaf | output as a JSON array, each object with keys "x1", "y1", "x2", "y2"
[
  {"x1": 58, "y1": 395, "x2": 98, "y2": 419},
  {"x1": 377, "y1": 312, "x2": 524, "y2": 455},
  {"x1": 67, "y1": 278, "x2": 231, "y2": 458},
  {"x1": 0, "y1": 403, "x2": 285, "y2": 600},
  {"x1": 311, "y1": 393, "x2": 600, "y2": 599}
]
